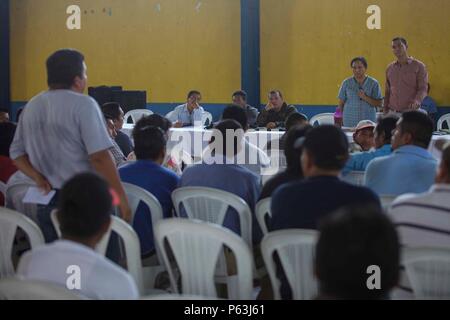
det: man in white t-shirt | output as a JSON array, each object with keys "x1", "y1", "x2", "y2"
[
  {"x1": 17, "y1": 173, "x2": 139, "y2": 300},
  {"x1": 9, "y1": 49, "x2": 131, "y2": 242}
]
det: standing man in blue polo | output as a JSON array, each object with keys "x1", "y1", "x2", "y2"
[{"x1": 365, "y1": 111, "x2": 437, "y2": 196}]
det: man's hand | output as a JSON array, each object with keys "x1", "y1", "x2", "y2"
[
  {"x1": 173, "y1": 121, "x2": 184, "y2": 128},
  {"x1": 118, "y1": 196, "x2": 132, "y2": 223},
  {"x1": 409, "y1": 102, "x2": 421, "y2": 110},
  {"x1": 265, "y1": 103, "x2": 274, "y2": 111},
  {"x1": 35, "y1": 174, "x2": 52, "y2": 195},
  {"x1": 266, "y1": 122, "x2": 277, "y2": 129},
  {"x1": 358, "y1": 90, "x2": 367, "y2": 101}
]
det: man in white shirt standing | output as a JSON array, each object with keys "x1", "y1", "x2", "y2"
[
  {"x1": 9, "y1": 49, "x2": 131, "y2": 242},
  {"x1": 17, "y1": 173, "x2": 139, "y2": 300},
  {"x1": 167, "y1": 90, "x2": 204, "y2": 127}
]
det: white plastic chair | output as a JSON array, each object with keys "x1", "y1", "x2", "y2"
[
  {"x1": 380, "y1": 194, "x2": 397, "y2": 210},
  {"x1": 0, "y1": 181, "x2": 6, "y2": 205},
  {"x1": 403, "y1": 247, "x2": 450, "y2": 299},
  {"x1": 165, "y1": 110, "x2": 176, "y2": 122},
  {"x1": 309, "y1": 113, "x2": 335, "y2": 126},
  {"x1": 202, "y1": 111, "x2": 213, "y2": 126},
  {"x1": 124, "y1": 109, "x2": 154, "y2": 124},
  {"x1": 5, "y1": 181, "x2": 38, "y2": 222},
  {"x1": 171, "y1": 187, "x2": 252, "y2": 247},
  {"x1": 341, "y1": 171, "x2": 365, "y2": 186},
  {"x1": 261, "y1": 229, "x2": 319, "y2": 300},
  {"x1": 437, "y1": 114, "x2": 450, "y2": 131},
  {"x1": 154, "y1": 218, "x2": 254, "y2": 300},
  {"x1": 0, "y1": 207, "x2": 45, "y2": 278},
  {"x1": 255, "y1": 198, "x2": 272, "y2": 235},
  {"x1": 0, "y1": 278, "x2": 82, "y2": 300}
]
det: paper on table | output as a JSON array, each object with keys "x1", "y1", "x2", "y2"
[{"x1": 23, "y1": 187, "x2": 56, "y2": 205}]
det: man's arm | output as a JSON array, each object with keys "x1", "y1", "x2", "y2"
[
  {"x1": 89, "y1": 150, "x2": 132, "y2": 222},
  {"x1": 414, "y1": 64, "x2": 429, "y2": 107},
  {"x1": 13, "y1": 155, "x2": 52, "y2": 193},
  {"x1": 256, "y1": 109, "x2": 268, "y2": 127}
]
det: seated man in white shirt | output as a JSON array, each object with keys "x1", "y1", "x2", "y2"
[
  {"x1": 17, "y1": 173, "x2": 139, "y2": 300},
  {"x1": 220, "y1": 104, "x2": 270, "y2": 175},
  {"x1": 167, "y1": 90, "x2": 204, "y2": 128},
  {"x1": 388, "y1": 142, "x2": 450, "y2": 298}
]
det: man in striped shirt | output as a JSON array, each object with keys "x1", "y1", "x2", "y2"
[{"x1": 388, "y1": 142, "x2": 450, "y2": 298}]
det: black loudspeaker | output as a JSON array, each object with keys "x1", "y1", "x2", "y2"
[
  {"x1": 111, "y1": 90, "x2": 147, "y2": 114},
  {"x1": 88, "y1": 86, "x2": 123, "y2": 107}
]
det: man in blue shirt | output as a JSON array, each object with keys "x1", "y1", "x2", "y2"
[
  {"x1": 179, "y1": 119, "x2": 262, "y2": 243},
  {"x1": 167, "y1": 90, "x2": 204, "y2": 127},
  {"x1": 269, "y1": 125, "x2": 380, "y2": 299},
  {"x1": 342, "y1": 116, "x2": 398, "y2": 175},
  {"x1": 365, "y1": 111, "x2": 437, "y2": 196},
  {"x1": 119, "y1": 121, "x2": 180, "y2": 256}
]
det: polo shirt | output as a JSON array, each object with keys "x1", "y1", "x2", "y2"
[
  {"x1": 342, "y1": 144, "x2": 392, "y2": 175},
  {"x1": 167, "y1": 104, "x2": 204, "y2": 126},
  {"x1": 119, "y1": 160, "x2": 180, "y2": 255},
  {"x1": 365, "y1": 145, "x2": 437, "y2": 196},
  {"x1": 17, "y1": 240, "x2": 139, "y2": 300}
]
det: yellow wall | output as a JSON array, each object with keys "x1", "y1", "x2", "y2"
[
  {"x1": 10, "y1": 0, "x2": 241, "y2": 102},
  {"x1": 261, "y1": 0, "x2": 450, "y2": 106}
]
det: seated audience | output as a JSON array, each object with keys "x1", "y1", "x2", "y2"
[
  {"x1": 16, "y1": 173, "x2": 139, "y2": 300},
  {"x1": 167, "y1": 90, "x2": 204, "y2": 127},
  {"x1": 101, "y1": 102, "x2": 134, "y2": 157},
  {"x1": 342, "y1": 116, "x2": 398, "y2": 175},
  {"x1": 315, "y1": 206, "x2": 400, "y2": 300},
  {"x1": 180, "y1": 119, "x2": 262, "y2": 243},
  {"x1": 220, "y1": 104, "x2": 270, "y2": 175},
  {"x1": 421, "y1": 83, "x2": 438, "y2": 126},
  {"x1": 365, "y1": 111, "x2": 437, "y2": 196},
  {"x1": 0, "y1": 108, "x2": 10, "y2": 123},
  {"x1": 256, "y1": 90, "x2": 298, "y2": 129},
  {"x1": 271, "y1": 125, "x2": 380, "y2": 231},
  {"x1": 119, "y1": 123, "x2": 180, "y2": 256},
  {"x1": 232, "y1": 90, "x2": 259, "y2": 127},
  {"x1": 0, "y1": 122, "x2": 18, "y2": 205},
  {"x1": 126, "y1": 114, "x2": 182, "y2": 175},
  {"x1": 259, "y1": 125, "x2": 312, "y2": 200},
  {"x1": 352, "y1": 120, "x2": 376, "y2": 152},
  {"x1": 105, "y1": 117, "x2": 126, "y2": 167},
  {"x1": 266, "y1": 112, "x2": 309, "y2": 151}
]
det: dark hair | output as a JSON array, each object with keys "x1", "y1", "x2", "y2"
[
  {"x1": 132, "y1": 114, "x2": 172, "y2": 133},
  {"x1": 399, "y1": 111, "x2": 434, "y2": 148},
  {"x1": 57, "y1": 173, "x2": 112, "y2": 239},
  {"x1": 232, "y1": 90, "x2": 247, "y2": 101},
  {"x1": 350, "y1": 57, "x2": 368, "y2": 69},
  {"x1": 285, "y1": 112, "x2": 308, "y2": 131},
  {"x1": 46, "y1": 49, "x2": 85, "y2": 89},
  {"x1": 269, "y1": 90, "x2": 283, "y2": 99},
  {"x1": 0, "y1": 122, "x2": 17, "y2": 157},
  {"x1": 375, "y1": 115, "x2": 399, "y2": 145},
  {"x1": 16, "y1": 108, "x2": 24, "y2": 123},
  {"x1": 222, "y1": 104, "x2": 249, "y2": 130},
  {"x1": 132, "y1": 124, "x2": 166, "y2": 161},
  {"x1": 442, "y1": 143, "x2": 450, "y2": 174},
  {"x1": 303, "y1": 125, "x2": 349, "y2": 170},
  {"x1": 101, "y1": 102, "x2": 123, "y2": 121},
  {"x1": 392, "y1": 37, "x2": 408, "y2": 47},
  {"x1": 187, "y1": 90, "x2": 201, "y2": 99},
  {"x1": 284, "y1": 125, "x2": 313, "y2": 176},
  {"x1": 316, "y1": 206, "x2": 400, "y2": 300},
  {"x1": 211, "y1": 119, "x2": 243, "y2": 156},
  {"x1": 0, "y1": 107, "x2": 8, "y2": 114}
]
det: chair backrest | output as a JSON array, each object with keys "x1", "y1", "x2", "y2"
[
  {"x1": 309, "y1": 113, "x2": 335, "y2": 126},
  {"x1": 403, "y1": 247, "x2": 450, "y2": 299},
  {"x1": 50, "y1": 212, "x2": 144, "y2": 294},
  {"x1": 261, "y1": 229, "x2": 319, "y2": 300},
  {"x1": 154, "y1": 218, "x2": 253, "y2": 299},
  {"x1": 380, "y1": 194, "x2": 397, "y2": 210},
  {"x1": 124, "y1": 109, "x2": 154, "y2": 124},
  {"x1": 255, "y1": 198, "x2": 272, "y2": 235},
  {"x1": 341, "y1": 171, "x2": 365, "y2": 186},
  {"x1": 5, "y1": 182, "x2": 38, "y2": 222},
  {"x1": 437, "y1": 113, "x2": 450, "y2": 131},
  {"x1": 171, "y1": 187, "x2": 252, "y2": 246},
  {"x1": 0, "y1": 207, "x2": 45, "y2": 278},
  {"x1": 202, "y1": 111, "x2": 213, "y2": 126},
  {"x1": 0, "y1": 278, "x2": 82, "y2": 300},
  {"x1": 0, "y1": 181, "x2": 6, "y2": 204},
  {"x1": 165, "y1": 111, "x2": 176, "y2": 122}
]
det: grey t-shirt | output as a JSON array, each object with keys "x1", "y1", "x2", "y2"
[{"x1": 10, "y1": 90, "x2": 113, "y2": 189}]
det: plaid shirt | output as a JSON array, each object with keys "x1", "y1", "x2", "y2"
[{"x1": 110, "y1": 139, "x2": 126, "y2": 167}]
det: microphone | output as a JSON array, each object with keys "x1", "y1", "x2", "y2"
[{"x1": 359, "y1": 86, "x2": 363, "y2": 101}]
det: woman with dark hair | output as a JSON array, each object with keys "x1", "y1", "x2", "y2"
[
  {"x1": 259, "y1": 125, "x2": 312, "y2": 199},
  {"x1": 338, "y1": 57, "x2": 383, "y2": 127}
]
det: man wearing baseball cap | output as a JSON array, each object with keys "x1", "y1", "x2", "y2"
[{"x1": 352, "y1": 120, "x2": 376, "y2": 152}]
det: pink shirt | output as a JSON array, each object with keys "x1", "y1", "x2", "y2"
[{"x1": 385, "y1": 57, "x2": 428, "y2": 112}]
